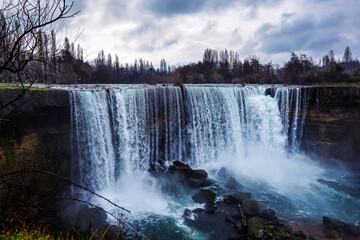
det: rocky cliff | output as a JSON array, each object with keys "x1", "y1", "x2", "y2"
[
  {"x1": 302, "y1": 86, "x2": 360, "y2": 171},
  {"x1": 0, "y1": 87, "x2": 71, "y2": 176}
]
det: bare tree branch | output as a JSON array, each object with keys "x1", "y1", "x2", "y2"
[
  {"x1": 0, "y1": 169, "x2": 131, "y2": 213},
  {"x1": 52, "y1": 197, "x2": 144, "y2": 240},
  {"x1": 0, "y1": 0, "x2": 79, "y2": 110}
]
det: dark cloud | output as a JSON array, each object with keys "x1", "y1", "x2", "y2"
[
  {"x1": 143, "y1": 0, "x2": 282, "y2": 18},
  {"x1": 249, "y1": 12, "x2": 346, "y2": 55},
  {"x1": 145, "y1": 0, "x2": 208, "y2": 16}
]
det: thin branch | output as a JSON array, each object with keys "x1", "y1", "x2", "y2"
[
  {"x1": 0, "y1": 169, "x2": 131, "y2": 213},
  {"x1": 52, "y1": 197, "x2": 144, "y2": 240},
  {"x1": 0, "y1": 81, "x2": 33, "y2": 110}
]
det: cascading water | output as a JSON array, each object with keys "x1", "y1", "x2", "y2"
[
  {"x1": 70, "y1": 86, "x2": 184, "y2": 189},
  {"x1": 70, "y1": 84, "x2": 359, "y2": 238},
  {"x1": 274, "y1": 87, "x2": 310, "y2": 150}
]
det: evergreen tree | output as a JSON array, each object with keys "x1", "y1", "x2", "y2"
[{"x1": 343, "y1": 46, "x2": 352, "y2": 63}]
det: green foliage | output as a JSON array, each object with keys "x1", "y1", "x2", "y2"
[
  {"x1": 348, "y1": 70, "x2": 360, "y2": 83},
  {"x1": 319, "y1": 63, "x2": 348, "y2": 82},
  {"x1": 0, "y1": 229, "x2": 52, "y2": 240}
]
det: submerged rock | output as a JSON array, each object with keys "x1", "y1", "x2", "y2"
[
  {"x1": 192, "y1": 189, "x2": 216, "y2": 204},
  {"x1": 224, "y1": 177, "x2": 243, "y2": 190}
]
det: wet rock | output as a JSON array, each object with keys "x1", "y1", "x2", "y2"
[
  {"x1": 205, "y1": 203, "x2": 217, "y2": 214},
  {"x1": 234, "y1": 221, "x2": 243, "y2": 233},
  {"x1": 192, "y1": 189, "x2": 216, "y2": 204},
  {"x1": 323, "y1": 216, "x2": 344, "y2": 230},
  {"x1": 183, "y1": 209, "x2": 192, "y2": 219},
  {"x1": 323, "y1": 229, "x2": 340, "y2": 239},
  {"x1": 193, "y1": 208, "x2": 205, "y2": 214},
  {"x1": 183, "y1": 209, "x2": 198, "y2": 221},
  {"x1": 293, "y1": 230, "x2": 307, "y2": 239},
  {"x1": 217, "y1": 167, "x2": 229, "y2": 179},
  {"x1": 242, "y1": 199, "x2": 259, "y2": 216},
  {"x1": 342, "y1": 223, "x2": 360, "y2": 237},
  {"x1": 75, "y1": 206, "x2": 107, "y2": 232},
  {"x1": 184, "y1": 201, "x2": 240, "y2": 240},
  {"x1": 224, "y1": 177, "x2": 243, "y2": 190},
  {"x1": 168, "y1": 161, "x2": 210, "y2": 188},
  {"x1": 225, "y1": 216, "x2": 236, "y2": 224},
  {"x1": 173, "y1": 160, "x2": 188, "y2": 167},
  {"x1": 230, "y1": 192, "x2": 252, "y2": 203},
  {"x1": 168, "y1": 164, "x2": 192, "y2": 175},
  {"x1": 191, "y1": 169, "x2": 208, "y2": 180},
  {"x1": 260, "y1": 208, "x2": 280, "y2": 226},
  {"x1": 260, "y1": 209, "x2": 277, "y2": 221},
  {"x1": 247, "y1": 217, "x2": 264, "y2": 238},
  {"x1": 188, "y1": 178, "x2": 204, "y2": 188},
  {"x1": 278, "y1": 220, "x2": 293, "y2": 233}
]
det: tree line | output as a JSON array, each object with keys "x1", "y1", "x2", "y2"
[
  {"x1": 1, "y1": 24, "x2": 359, "y2": 85},
  {"x1": 169, "y1": 47, "x2": 360, "y2": 85}
]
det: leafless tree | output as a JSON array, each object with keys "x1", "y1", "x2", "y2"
[{"x1": 0, "y1": 0, "x2": 78, "y2": 110}]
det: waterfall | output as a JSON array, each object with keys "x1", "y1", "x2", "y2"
[
  {"x1": 70, "y1": 86, "x2": 184, "y2": 190},
  {"x1": 274, "y1": 87, "x2": 310, "y2": 150},
  {"x1": 70, "y1": 85, "x2": 310, "y2": 190}
]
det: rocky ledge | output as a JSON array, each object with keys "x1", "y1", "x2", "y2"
[{"x1": 165, "y1": 161, "x2": 319, "y2": 240}]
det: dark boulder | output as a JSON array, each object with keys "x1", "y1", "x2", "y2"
[
  {"x1": 183, "y1": 209, "x2": 195, "y2": 220},
  {"x1": 323, "y1": 216, "x2": 344, "y2": 230},
  {"x1": 173, "y1": 160, "x2": 188, "y2": 166},
  {"x1": 224, "y1": 177, "x2": 243, "y2": 190},
  {"x1": 191, "y1": 169, "x2": 208, "y2": 180},
  {"x1": 230, "y1": 192, "x2": 252, "y2": 203},
  {"x1": 167, "y1": 161, "x2": 210, "y2": 188},
  {"x1": 342, "y1": 223, "x2": 360, "y2": 237},
  {"x1": 168, "y1": 164, "x2": 192, "y2": 175},
  {"x1": 260, "y1": 209, "x2": 278, "y2": 224},
  {"x1": 184, "y1": 201, "x2": 241, "y2": 240},
  {"x1": 192, "y1": 189, "x2": 216, "y2": 204},
  {"x1": 242, "y1": 199, "x2": 259, "y2": 216},
  {"x1": 74, "y1": 206, "x2": 108, "y2": 232},
  {"x1": 188, "y1": 178, "x2": 204, "y2": 188}
]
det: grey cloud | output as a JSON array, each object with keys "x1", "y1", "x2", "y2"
[
  {"x1": 143, "y1": 0, "x2": 282, "y2": 18},
  {"x1": 249, "y1": 12, "x2": 346, "y2": 55},
  {"x1": 162, "y1": 39, "x2": 178, "y2": 48},
  {"x1": 145, "y1": 0, "x2": 208, "y2": 16}
]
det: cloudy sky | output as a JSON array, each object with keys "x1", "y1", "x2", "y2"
[{"x1": 66, "y1": 0, "x2": 360, "y2": 67}]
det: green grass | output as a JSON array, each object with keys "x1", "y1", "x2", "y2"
[
  {"x1": 311, "y1": 82, "x2": 360, "y2": 87},
  {"x1": 0, "y1": 229, "x2": 52, "y2": 240},
  {"x1": 0, "y1": 85, "x2": 59, "y2": 91}
]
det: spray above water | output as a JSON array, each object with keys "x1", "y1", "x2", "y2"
[{"x1": 70, "y1": 84, "x2": 359, "y2": 231}]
